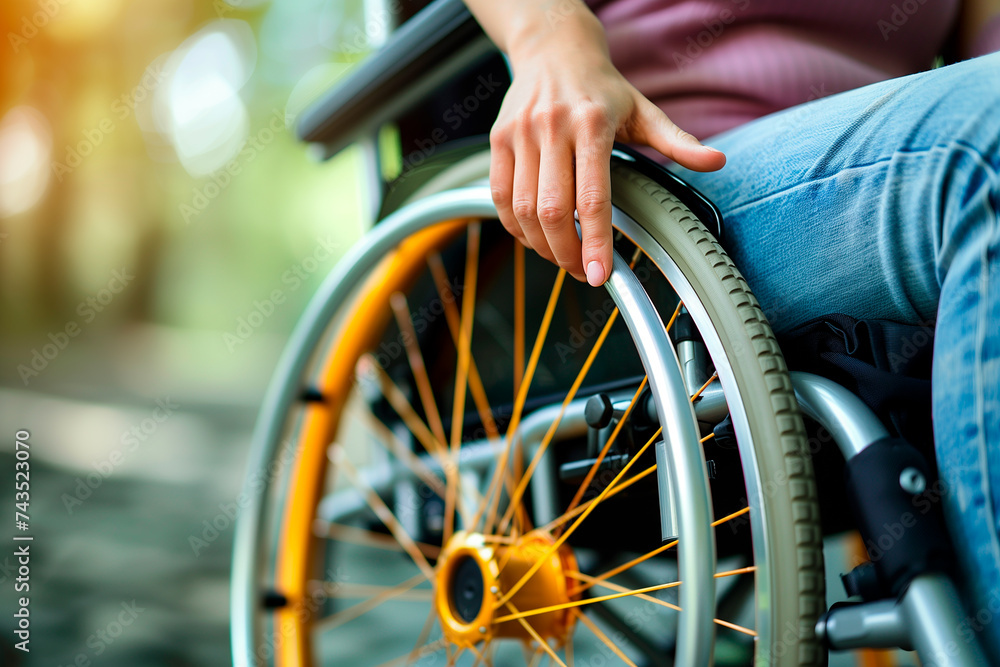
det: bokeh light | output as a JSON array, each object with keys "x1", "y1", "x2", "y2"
[{"x1": 0, "y1": 106, "x2": 52, "y2": 218}]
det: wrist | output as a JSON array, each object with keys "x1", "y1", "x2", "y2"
[{"x1": 505, "y1": 4, "x2": 609, "y2": 67}]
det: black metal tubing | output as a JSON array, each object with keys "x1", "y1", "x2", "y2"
[{"x1": 296, "y1": 0, "x2": 486, "y2": 150}]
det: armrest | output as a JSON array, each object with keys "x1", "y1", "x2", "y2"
[{"x1": 295, "y1": 0, "x2": 495, "y2": 157}]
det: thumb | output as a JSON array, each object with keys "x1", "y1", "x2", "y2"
[{"x1": 631, "y1": 100, "x2": 726, "y2": 172}]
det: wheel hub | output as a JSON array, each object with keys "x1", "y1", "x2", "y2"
[{"x1": 434, "y1": 531, "x2": 580, "y2": 648}]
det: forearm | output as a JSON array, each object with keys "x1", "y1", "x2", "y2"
[{"x1": 462, "y1": 0, "x2": 609, "y2": 65}]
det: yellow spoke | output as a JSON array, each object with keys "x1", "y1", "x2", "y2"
[
  {"x1": 495, "y1": 577, "x2": 682, "y2": 623},
  {"x1": 664, "y1": 301, "x2": 683, "y2": 335},
  {"x1": 690, "y1": 372, "x2": 718, "y2": 403},
  {"x1": 467, "y1": 641, "x2": 488, "y2": 667},
  {"x1": 359, "y1": 357, "x2": 473, "y2": 527},
  {"x1": 329, "y1": 445, "x2": 436, "y2": 581},
  {"x1": 314, "y1": 571, "x2": 428, "y2": 633},
  {"x1": 495, "y1": 427, "x2": 661, "y2": 608},
  {"x1": 361, "y1": 355, "x2": 447, "y2": 462},
  {"x1": 311, "y1": 581, "x2": 433, "y2": 601},
  {"x1": 536, "y1": 464, "x2": 657, "y2": 535},
  {"x1": 427, "y1": 252, "x2": 500, "y2": 441},
  {"x1": 315, "y1": 521, "x2": 441, "y2": 559},
  {"x1": 713, "y1": 617, "x2": 758, "y2": 637},
  {"x1": 390, "y1": 291, "x2": 448, "y2": 446},
  {"x1": 567, "y1": 568, "x2": 761, "y2": 635},
  {"x1": 474, "y1": 269, "x2": 567, "y2": 534},
  {"x1": 526, "y1": 646, "x2": 545, "y2": 667},
  {"x1": 563, "y1": 377, "x2": 648, "y2": 520},
  {"x1": 564, "y1": 631, "x2": 573, "y2": 667},
  {"x1": 571, "y1": 609, "x2": 638, "y2": 667},
  {"x1": 566, "y1": 571, "x2": 681, "y2": 612},
  {"x1": 497, "y1": 308, "x2": 621, "y2": 535},
  {"x1": 373, "y1": 638, "x2": 448, "y2": 667},
  {"x1": 444, "y1": 223, "x2": 481, "y2": 544},
  {"x1": 569, "y1": 506, "x2": 751, "y2": 595},
  {"x1": 447, "y1": 646, "x2": 466, "y2": 667},
  {"x1": 408, "y1": 608, "x2": 438, "y2": 666},
  {"x1": 513, "y1": 241, "x2": 525, "y2": 398},
  {"x1": 359, "y1": 413, "x2": 450, "y2": 506},
  {"x1": 504, "y1": 602, "x2": 568, "y2": 667}
]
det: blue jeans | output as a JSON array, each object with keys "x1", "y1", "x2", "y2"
[{"x1": 679, "y1": 52, "x2": 1000, "y2": 658}]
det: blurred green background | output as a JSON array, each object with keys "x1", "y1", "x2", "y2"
[{"x1": 0, "y1": 0, "x2": 384, "y2": 663}]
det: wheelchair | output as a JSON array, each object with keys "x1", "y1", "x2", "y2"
[{"x1": 230, "y1": 1, "x2": 989, "y2": 664}]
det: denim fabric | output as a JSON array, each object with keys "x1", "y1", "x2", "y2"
[{"x1": 678, "y1": 52, "x2": 1000, "y2": 659}]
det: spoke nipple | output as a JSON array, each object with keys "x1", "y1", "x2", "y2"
[
  {"x1": 479, "y1": 626, "x2": 487, "y2": 634},
  {"x1": 490, "y1": 586, "x2": 498, "y2": 594}
]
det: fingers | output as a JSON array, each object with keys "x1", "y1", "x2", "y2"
[
  {"x1": 490, "y1": 143, "x2": 524, "y2": 245},
  {"x1": 575, "y1": 136, "x2": 614, "y2": 287},
  {"x1": 511, "y1": 135, "x2": 557, "y2": 264},
  {"x1": 537, "y1": 141, "x2": 584, "y2": 280},
  {"x1": 633, "y1": 99, "x2": 727, "y2": 173}
]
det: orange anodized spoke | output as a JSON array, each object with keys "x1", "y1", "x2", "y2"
[
  {"x1": 443, "y1": 222, "x2": 481, "y2": 544},
  {"x1": 497, "y1": 307, "x2": 622, "y2": 535},
  {"x1": 359, "y1": 413, "x2": 450, "y2": 500},
  {"x1": 569, "y1": 505, "x2": 751, "y2": 596},
  {"x1": 427, "y1": 251, "x2": 500, "y2": 441},
  {"x1": 361, "y1": 355, "x2": 447, "y2": 462},
  {"x1": 329, "y1": 444, "x2": 436, "y2": 581},
  {"x1": 503, "y1": 602, "x2": 568, "y2": 667},
  {"x1": 562, "y1": 377, "x2": 648, "y2": 521},
  {"x1": 474, "y1": 269, "x2": 567, "y2": 534},
  {"x1": 664, "y1": 301, "x2": 683, "y2": 335},
  {"x1": 535, "y1": 464, "x2": 658, "y2": 535},
  {"x1": 690, "y1": 372, "x2": 718, "y2": 403},
  {"x1": 571, "y1": 608, "x2": 638, "y2": 667},
  {"x1": 538, "y1": 430, "x2": 715, "y2": 542},
  {"x1": 310, "y1": 581, "x2": 433, "y2": 601},
  {"x1": 372, "y1": 638, "x2": 448, "y2": 667},
  {"x1": 566, "y1": 569, "x2": 757, "y2": 636},
  {"x1": 565, "y1": 571, "x2": 680, "y2": 611},
  {"x1": 513, "y1": 241, "x2": 525, "y2": 398},
  {"x1": 314, "y1": 571, "x2": 428, "y2": 633},
  {"x1": 390, "y1": 291, "x2": 448, "y2": 446},
  {"x1": 407, "y1": 608, "x2": 439, "y2": 667},
  {"x1": 494, "y1": 577, "x2": 682, "y2": 623},
  {"x1": 494, "y1": 427, "x2": 661, "y2": 608},
  {"x1": 314, "y1": 521, "x2": 441, "y2": 559}
]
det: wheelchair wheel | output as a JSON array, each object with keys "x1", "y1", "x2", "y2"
[{"x1": 231, "y1": 150, "x2": 824, "y2": 667}]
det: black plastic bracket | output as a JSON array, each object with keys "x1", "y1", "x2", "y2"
[{"x1": 844, "y1": 437, "x2": 953, "y2": 599}]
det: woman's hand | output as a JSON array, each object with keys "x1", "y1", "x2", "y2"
[{"x1": 467, "y1": 1, "x2": 726, "y2": 285}]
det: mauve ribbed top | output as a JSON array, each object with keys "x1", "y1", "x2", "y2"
[{"x1": 586, "y1": 0, "x2": 998, "y2": 138}]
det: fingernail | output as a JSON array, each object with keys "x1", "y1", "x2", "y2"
[
  {"x1": 702, "y1": 145, "x2": 722, "y2": 153},
  {"x1": 586, "y1": 261, "x2": 606, "y2": 287}
]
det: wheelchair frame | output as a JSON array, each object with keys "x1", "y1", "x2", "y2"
[{"x1": 232, "y1": 1, "x2": 990, "y2": 664}]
